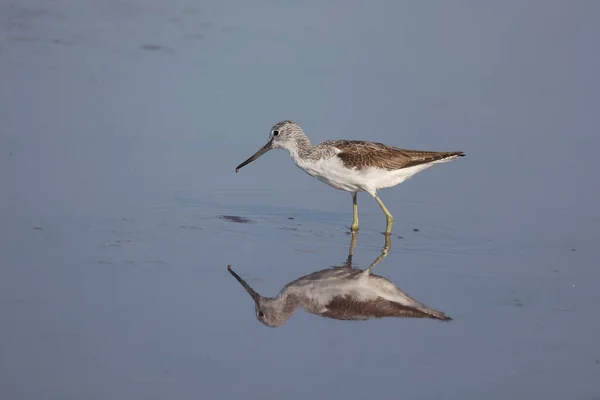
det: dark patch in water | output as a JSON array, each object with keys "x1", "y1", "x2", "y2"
[
  {"x1": 397, "y1": 236, "x2": 403, "y2": 239},
  {"x1": 412, "y1": 228, "x2": 420, "y2": 232},
  {"x1": 288, "y1": 217, "x2": 294, "y2": 220},
  {"x1": 140, "y1": 44, "x2": 174, "y2": 54},
  {"x1": 513, "y1": 298, "x2": 524, "y2": 307},
  {"x1": 33, "y1": 227, "x2": 43, "y2": 230},
  {"x1": 219, "y1": 215, "x2": 252, "y2": 224},
  {"x1": 141, "y1": 44, "x2": 164, "y2": 51}
]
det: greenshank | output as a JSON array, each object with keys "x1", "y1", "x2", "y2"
[{"x1": 236, "y1": 120, "x2": 464, "y2": 234}]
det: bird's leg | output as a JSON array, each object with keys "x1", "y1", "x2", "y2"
[
  {"x1": 344, "y1": 231, "x2": 358, "y2": 268},
  {"x1": 364, "y1": 235, "x2": 392, "y2": 275},
  {"x1": 374, "y1": 195, "x2": 394, "y2": 235},
  {"x1": 382, "y1": 232, "x2": 391, "y2": 253},
  {"x1": 351, "y1": 192, "x2": 359, "y2": 232}
]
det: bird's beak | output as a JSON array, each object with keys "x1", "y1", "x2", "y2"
[
  {"x1": 235, "y1": 139, "x2": 274, "y2": 173},
  {"x1": 227, "y1": 265, "x2": 261, "y2": 303}
]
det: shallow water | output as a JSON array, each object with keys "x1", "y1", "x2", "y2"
[{"x1": 1, "y1": 1, "x2": 600, "y2": 399}]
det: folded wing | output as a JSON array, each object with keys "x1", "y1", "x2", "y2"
[{"x1": 328, "y1": 140, "x2": 464, "y2": 171}]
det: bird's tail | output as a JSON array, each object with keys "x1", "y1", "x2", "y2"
[
  {"x1": 432, "y1": 151, "x2": 465, "y2": 163},
  {"x1": 419, "y1": 307, "x2": 452, "y2": 321}
]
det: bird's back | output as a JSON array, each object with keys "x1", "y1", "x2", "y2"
[{"x1": 318, "y1": 140, "x2": 464, "y2": 171}]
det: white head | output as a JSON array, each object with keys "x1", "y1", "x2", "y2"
[
  {"x1": 235, "y1": 121, "x2": 308, "y2": 172},
  {"x1": 227, "y1": 265, "x2": 292, "y2": 327}
]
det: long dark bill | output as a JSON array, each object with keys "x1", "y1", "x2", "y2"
[
  {"x1": 235, "y1": 139, "x2": 273, "y2": 173},
  {"x1": 227, "y1": 265, "x2": 260, "y2": 303}
]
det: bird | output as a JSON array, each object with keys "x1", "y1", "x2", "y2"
[
  {"x1": 235, "y1": 120, "x2": 464, "y2": 235},
  {"x1": 227, "y1": 261, "x2": 451, "y2": 327}
]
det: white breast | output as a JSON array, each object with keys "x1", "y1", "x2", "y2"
[
  {"x1": 295, "y1": 156, "x2": 366, "y2": 192},
  {"x1": 291, "y1": 272, "x2": 421, "y2": 313}
]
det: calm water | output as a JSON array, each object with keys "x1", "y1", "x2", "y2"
[{"x1": 1, "y1": 1, "x2": 599, "y2": 399}]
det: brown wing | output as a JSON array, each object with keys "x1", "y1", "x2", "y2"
[
  {"x1": 321, "y1": 295, "x2": 451, "y2": 321},
  {"x1": 327, "y1": 140, "x2": 464, "y2": 171}
]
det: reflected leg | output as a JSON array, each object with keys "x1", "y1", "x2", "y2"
[
  {"x1": 343, "y1": 231, "x2": 358, "y2": 268},
  {"x1": 364, "y1": 234, "x2": 392, "y2": 275}
]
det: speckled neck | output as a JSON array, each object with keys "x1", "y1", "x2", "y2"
[
  {"x1": 294, "y1": 135, "x2": 313, "y2": 159},
  {"x1": 268, "y1": 292, "x2": 301, "y2": 324}
]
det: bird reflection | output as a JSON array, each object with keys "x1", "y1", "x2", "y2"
[{"x1": 227, "y1": 233, "x2": 451, "y2": 327}]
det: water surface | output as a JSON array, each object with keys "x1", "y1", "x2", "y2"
[{"x1": 1, "y1": 1, "x2": 599, "y2": 399}]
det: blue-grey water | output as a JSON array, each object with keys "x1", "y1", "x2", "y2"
[{"x1": 1, "y1": 1, "x2": 599, "y2": 399}]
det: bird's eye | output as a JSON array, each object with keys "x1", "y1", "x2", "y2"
[
  {"x1": 258, "y1": 311, "x2": 265, "y2": 317},
  {"x1": 273, "y1": 130, "x2": 279, "y2": 136}
]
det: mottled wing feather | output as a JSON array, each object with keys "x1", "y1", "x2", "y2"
[
  {"x1": 321, "y1": 295, "x2": 451, "y2": 321},
  {"x1": 326, "y1": 140, "x2": 464, "y2": 171}
]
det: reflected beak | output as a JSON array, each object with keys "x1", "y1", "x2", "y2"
[
  {"x1": 227, "y1": 265, "x2": 261, "y2": 303},
  {"x1": 235, "y1": 139, "x2": 274, "y2": 173}
]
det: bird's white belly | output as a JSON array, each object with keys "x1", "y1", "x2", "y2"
[
  {"x1": 293, "y1": 274, "x2": 419, "y2": 313},
  {"x1": 294, "y1": 156, "x2": 434, "y2": 195}
]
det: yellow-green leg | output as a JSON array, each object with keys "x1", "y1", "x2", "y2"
[
  {"x1": 374, "y1": 195, "x2": 394, "y2": 235},
  {"x1": 351, "y1": 192, "x2": 359, "y2": 232}
]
